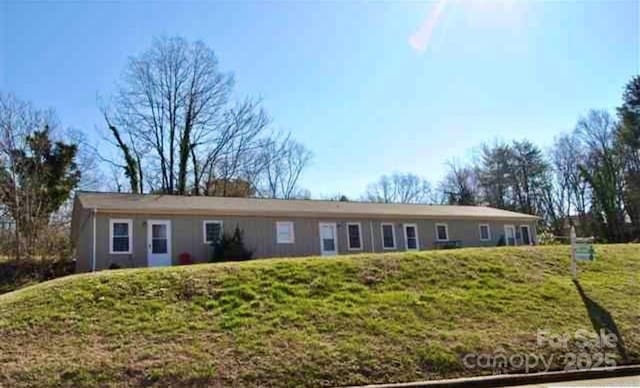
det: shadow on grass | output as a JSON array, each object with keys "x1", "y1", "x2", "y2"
[{"x1": 573, "y1": 279, "x2": 628, "y2": 363}]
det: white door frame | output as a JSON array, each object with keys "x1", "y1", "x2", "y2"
[
  {"x1": 504, "y1": 224, "x2": 517, "y2": 246},
  {"x1": 403, "y1": 223, "x2": 419, "y2": 251},
  {"x1": 147, "y1": 219, "x2": 172, "y2": 267},
  {"x1": 520, "y1": 225, "x2": 532, "y2": 245},
  {"x1": 319, "y1": 222, "x2": 338, "y2": 256}
]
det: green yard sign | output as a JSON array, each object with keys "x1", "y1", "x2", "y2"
[
  {"x1": 570, "y1": 226, "x2": 595, "y2": 280},
  {"x1": 574, "y1": 242, "x2": 595, "y2": 261}
]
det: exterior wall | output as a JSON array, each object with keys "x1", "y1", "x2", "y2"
[
  {"x1": 74, "y1": 211, "x2": 538, "y2": 272},
  {"x1": 73, "y1": 207, "x2": 94, "y2": 273}
]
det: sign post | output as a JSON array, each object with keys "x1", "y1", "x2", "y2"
[
  {"x1": 570, "y1": 226, "x2": 595, "y2": 280},
  {"x1": 570, "y1": 226, "x2": 577, "y2": 280}
]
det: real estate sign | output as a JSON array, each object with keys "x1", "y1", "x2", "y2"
[
  {"x1": 574, "y1": 242, "x2": 595, "y2": 261},
  {"x1": 569, "y1": 226, "x2": 595, "y2": 280}
]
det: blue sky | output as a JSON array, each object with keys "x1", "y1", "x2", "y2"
[{"x1": 1, "y1": 1, "x2": 638, "y2": 198}]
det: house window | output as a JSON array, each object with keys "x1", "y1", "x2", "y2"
[
  {"x1": 347, "y1": 223, "x2": 362, "y2": 250},
  {"x1": 110, "y1": 219, "x2": 132, "y2": 254},
  {"x1": 404, "y1": 224, "x2": 419, "y2": 250},
  {"x1": 381, "y1": 223, "x2": 396, "y2": 249},
  {"x1": 435, "y1": 223, "x2": 449, "y2": 241},
  {"x1": 203, "y1": 220, "x2": 223, "y2": 244},
  {"x1": 276, "y1": 221, "x2": 295, "y2": 244},
  {"x1": 479, "y1": 224, "x2": 491, "y2": 241}
]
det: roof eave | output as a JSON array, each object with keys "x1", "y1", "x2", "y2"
[{"x1": 89, "y1": 207, "x2": 539, "y2": 221}]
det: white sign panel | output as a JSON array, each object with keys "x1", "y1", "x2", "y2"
[{"x1": 574, "y1": 242, "x2": 595, "y2": 261}]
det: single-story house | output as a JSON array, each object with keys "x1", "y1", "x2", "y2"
[{"x1": 71, "y1": 192, "x2": 539, "y2": 272}]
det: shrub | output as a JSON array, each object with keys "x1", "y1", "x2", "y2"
[
  {"x1": 0, "y1": 257, "x2": 75, "y2": 294},
  {"x1": 0, "y1": 224, "x2": 71, "y2": 261},
  {"x1": 210, "y1": 226, "x2": 253, "y2": 262}
]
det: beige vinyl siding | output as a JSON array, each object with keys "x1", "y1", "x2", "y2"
[
  {"x1": 74, "y1": 212, "x2": 537, "y2": 272},
  {"x1": 86, "y1": 214, "x2": 324, "y2": 270},
  {"x1": 73, "y1": 207, "x2": 94, "y2": 273}
]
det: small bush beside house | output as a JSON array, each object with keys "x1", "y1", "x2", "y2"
[{"x1": 211, "y1": 226, "x2": 253, "y2": 262}]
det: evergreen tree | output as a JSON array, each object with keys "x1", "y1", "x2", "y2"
[
  {"x1": 616, "y1": 75, "x2": 640, "y2": 237},
  {"x1": 0, "y1": 128, "x2": 80, "y2": 257}
]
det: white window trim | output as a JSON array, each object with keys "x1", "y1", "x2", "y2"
[
  {"x1": 346, "y1": 222, "x2": 363, "y2": 251},
  {"x1": 276, "y1": 221, "x2": 295, "y2": 244},
  {"x1": 109, "y1": 218, "x2": 132, "y2": 254},
  {"x1": 203, "y1": 220, "x2": 223, "y2": 244},
  {"x1": 520, "y1": 224, "x2": 532, "y2": 245},
  {"x1": 403, "y1": 223, "x2": 419, "y2": 251},
  {"x1": 380, "y1": 223, "x2": 396, "y2": 250},
  {"x1": 479, "y1": 223, "x2": 491, "y2": 241},
  {"x1": 435, "y1": 223, "x2": 449, "y2": 242}
]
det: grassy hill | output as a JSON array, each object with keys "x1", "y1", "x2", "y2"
[{"x1": 0, "y1": 245, "x2": 638, "y2": 387}]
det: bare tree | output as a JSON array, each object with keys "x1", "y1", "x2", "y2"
[
  {"x1": 439, "y1": 160, "x2": 478, "y2": 205},
  {"x1": 66, "y1": 128, "x2": 105, "y2": 192},
  {"x1": 576, "y1": 110, "x2": 626, "y2": 241},
  {"x1": 110, "y1": 37, "x2": 233, "y2": 194},
  {"x1": 107, "y1": 164, "x2": 125, "y2": 193},
  {"x1": 257, "y1": 136, "x2": 313, "y2": 199},
  {"x1": 543, "y1": 134, "x2": 591, "y2": 235},
  {"x1": 105, "y1": 37, "x2": 314, "y2": 197},
  {"x1": 365, "y1": 172, "x2": 432, "y2": 204},
  {"x1": 365, "y1": 175, "x2": 394, "y2": 203},
  {"x1": 199, "y1": 99, "x2": 270, "y2": 196},
  {"x1": 100, "y1": 112, "x2": 144, "y2": 193}
]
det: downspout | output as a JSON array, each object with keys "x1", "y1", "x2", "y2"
[{"x1": 92, "y1": 208, "x2": 97, "y2": 272}]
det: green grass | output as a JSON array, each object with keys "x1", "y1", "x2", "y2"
[{"x1": 0, "y1": 245, "x2": 638, "y2": 387}]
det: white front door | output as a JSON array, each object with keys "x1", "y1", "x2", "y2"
[
  {"x1": 319, "y1": 222, "x2": 338, "y2": 256},
  {"x1": 147, "y1": 220, "x2": 172, "y2": 267},
  {"x1": 504, "y1": 225, "x2": 517, "y2": 246}
]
